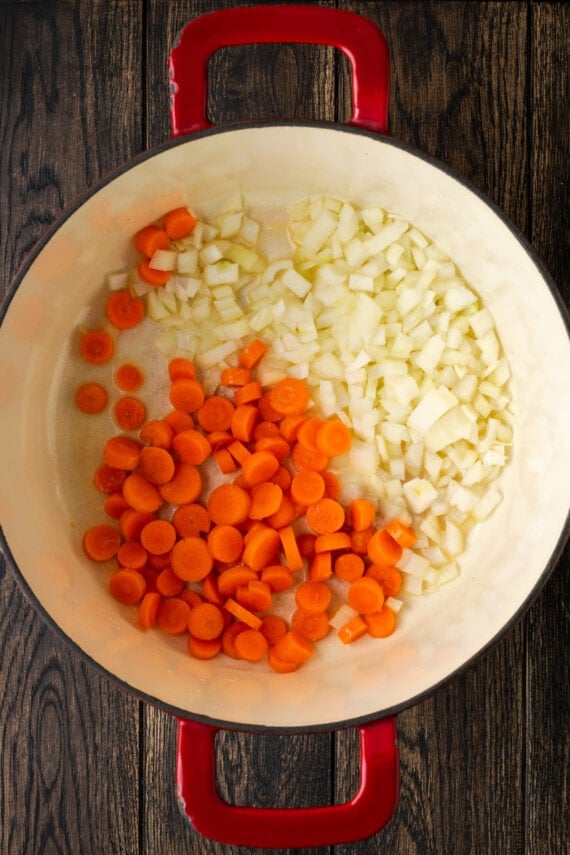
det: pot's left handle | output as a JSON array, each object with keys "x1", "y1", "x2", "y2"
[
  {"x1": 176, "y1": 716, "x2": 399, "y2": 849},
  {"x1": 169, "y1": 5, "x2": 390, "y2": 136}
]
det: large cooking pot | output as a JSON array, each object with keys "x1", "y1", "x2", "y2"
[{"x1": 1, "y1": 5, "x2": 569, "y2": 849}]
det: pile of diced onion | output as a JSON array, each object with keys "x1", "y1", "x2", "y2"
[{"x1": 113, "y1": 194, "x2": 513, "y2": 596}]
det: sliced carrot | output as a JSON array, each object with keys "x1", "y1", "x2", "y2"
[
  {"x1": 265, "y1": 494, "x2": 295, "y2": 529},
  {"x1": 242, "y1": 450, "x2": 280, "y2": 486},
  {"x1": 138, "y1": 591, "x2": 162, "y2": 629},
  {"x1": 260, "y1": 564, "x2": 294, "y2": 592},
  {"x1": 290, "y1": 470, "x2": 325, "y2": 506},
  {"x1": 349, "y1": 498, "x2": 376, "y2": 532},
  {"x1": 169, "y1": 378, "x2": 205, "y2": 413},
  {"x1": 236, "y1": 579, "x2": 273, "y2": 613},
  {"x1": 155, "y1": 568, "x2": 184, "y2": 597},
  {"x1": 171, "y1": 536, "x2": 213, "y2": 582},
  {"x1": 75, "y1": 381, "x2": 108, "y2": 414},
  {"x1": 315, "y1": 419, "x2": 352, "y2": 457},
  {"x1": 109, "y1": 569, "x2": 146, "y2": 605},
  {"x1": 313, "y1": 532, "x2": 352, "y2": 553},
  {"x1": 214, "y1": 448, "x2": 238, "y2": 474},
  {"x1": 227, "y1": 439, "x2": 252, "y2": 465},
  {"x1": 188, "y1": 602, "x2": 224, "y2": 640},
  {"x1": 117, "y1": 540, "x2": 147, "y2": 570},
  {"x1": 296, "y1": 417, "x2": 325, "y2": 452},
  {"x1": 207, "y1": 430, "x2": 233, "y2": 449},
  {"x1": 172, "y1": 429, "x2": 212, "y2": 465},
  {"x1": 272, "y1": 629, "x2": 314, "y2": 664},
  {"x1": 217, "y1": 566, "x2": 258, "y2": 598},
  {"x1": 134, "y1": 224, "x2": 170, "y2": 257},
  {"x1": 157, "y1": 596, "x2": 191, "y2": 634},
  {"x1": 197, "y1": 395, "x2": 235, "y2": 432},
  {"x1": 364, "y1": 606, "x2": 397, "y2": 638},
  {"x1": 238, "y1": 338, "x2": 267, "y2": 369},
  {"x1": 334, "y1": 552, "x2": 365, "y2": 583},
  {"x1": 308, "y1": 551, "x2": 332, "y2": 581},
  {"x1": 347, "y1": 577, "x2": 385, "y2": 614},
  {"x1": 269, "y1": 465, "x2": 292, "y2": 492},
  {"x1": 321, "y1": 470, "x2": 341, "y2": 500},
  {"x1": 366, "y1": 528, "x2": 403, "y2": 567},
  {"x1": 159, "y1": 462, "x2": 202, "y2": 505},
  {"x1": 278, "y1": 525, "x2": 304, "y2": 572},
  {"x1": 338, "y1": 615, "x2": 368, "y2": 644},
  {"x1": 168, "y1": 357, "x2": 196, "y2": 381},
  {"x1": 268, "y1": 648, "x2": 301, "y2": 673},
  {"x1": 248, "y1": 482, "x2": 283, "y2": 520},
  {"x1": 79, "y1": 329, "x2": 114, "y2": 364},
  {"x1": 268, "y1": 377, "x2": 310, "y2": 416},
  {"x1": 230, "y1": 403, "x2": 259, "y2": 442},
  {"x1": 224, "y1": 598, "x2": 262, "y2": 630},
  {"x1": 207, "y1": 524, "x2": 244, "y2": 564},
  {"x1": 119, "y1": 509, "x2": 155, "y2": 541},
  {"x1": 259, "y1": 614, "x2": 288, "y2": 646},
  {"x1": 162, "y1": 409, "x2": 194, "y2": 434},
  {"x1": 234, "y1": 628, "x2": 269, "y2": 662},
  {"x1": 294, "y1": 580, "x2": 332, "y2": 615},
  {"x1": 106, "y1": 289, "x2": 144, "y2": 329},
  {"x1": 163, "y1": 207, "x2": 197, "y2": 240},
  {"x1": 384, "y1": 518, "x2": 417, "y2": 548},
  {"x1": 306, "y1": 497, "x2": 346, "y2": 534},
  {"x1": 279, "y1": 414, "x2": 308, "y2": 444},
  {"x1": 138, "y1": 258, "x2": 171, "y2": 286},
  {"x1": 257, "y1": 392, "x2": 283, "y2": 423},
  {"x1": 253, "y1": 420, "x2": 281, "y2": 441},
  {"x1": 350, "y1": 527, "x2": 374, "y2": 555},
  {"x1": 220, "y1": 366, "x2": 251, "y2": 387},
  {"x1": 103, "y1": 492, "x2": 131, "y2": 519},
  {"x1": 115, "y1": 362, "x2": 144, "y2": 392},
  {"x1": 93, "y1": 464, "x2": 127, "y2": 494},
  {"x1": 188, "y1": 635, "x2": 222, "y2": 660},
  {"x1": 139, "y1": 419, "x2": 173, "y2": 449},
  {"x1": 235, "y1": 381, "x2": 263, "y2": 406},
  {"x1": 83, "y1": 524, "x2": 121, "y2": 562},
  {"x1": 291, "y1": 609, "x2": 330, "y2": 642},
  {"x1": 221, "y1": 621, "x2": 249, "y2": 658},
  {"x1": 180, "y1": 589, "x2": 206, "y2": 609},
  {"x1": 139, "y1": 446, "x2": 176, "y2": 485},
  {"x1": 201, "y1": 572, "x2": 224, "y2": 605},
  {"x1": 254, "y1": 436, "x2": 291, "y2": 462},
  {"x1": 140, "y1": 519, "x2": 177, "y2": 555},
  {"x1": 290, "y1": 441, "x2": 329, "y2": 473},
  {"x1": 103, "y1": 435, "x2": 143, "y2": 470},
  {"x1": 122, "y1": 472, "x2": 163, "y2": 513},
  {"x1": 207, "y1": 483, "x2": 251, "y2": 526},
  {"x1": 365, "y1": 564, "x2": 403, "y2": 598},
  {"x1": 172, "y1": 502, "x2": 211, "y2": 538},
  {"x1": 113, "y1": 395, "x2": 146, "y2": 431},
  {"x1": 242, "y1": 526, "x2": 281, "y2": 572}
]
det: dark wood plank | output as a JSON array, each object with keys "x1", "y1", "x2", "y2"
[
  {"x1": 333, "y1": 3, "x2": 530, "y2": 853},
  {"x1": 0, "y1": 2, "x2": 143, "y2": 853},
  {"x1": 526, "y1": 4, "x2": 570, "y2": 854}
]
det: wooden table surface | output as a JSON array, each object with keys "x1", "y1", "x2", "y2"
[{"x1": 1, "y1": 2, "x2": 569, "y2": 853}]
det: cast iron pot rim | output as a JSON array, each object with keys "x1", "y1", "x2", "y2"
[{"x1": 2, "y1": 119, "x2": 570, "y2": 733}]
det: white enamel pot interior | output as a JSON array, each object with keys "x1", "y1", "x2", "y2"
[{"x1": 1, "y1": 123, "x2": 570, "y2": 731}]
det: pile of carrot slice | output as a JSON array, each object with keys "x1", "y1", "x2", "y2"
[
  {"x1": 78, "y1": 206, "x2": 417, "y2": 673},
  {"x1": 82, "y1": 339, "x2": 416, "y2": 672}
]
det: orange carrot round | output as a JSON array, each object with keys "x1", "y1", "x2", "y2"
[
  {"x1": 217, "y1": 566, "x2": 258, "y2": 598},
  {"x1": 75, "y1": 381, "x2": 108, "y2": 414},
  {"x1": 188, "y1": 636, "x2": 222, "y2": 660},
  {"x1": 315, "y1": 419, "x2": 352, "y2": 457},
  {"x1": 272, "y1": 629, "x2": 314, "y2": 664},
  {"x1": 159, "y1": 462, "x2": 202, "y2": 505},
  {"x1": 260, "y1": 564, "x2": 294, "y2": 592},
  {"x1": 334, "y1": 552, "x2": 365, "y2": 583},
  {"x1": 139, "y1": 419, "x2": 173, "y2": 449},
  {"x1": 138, "y1": 446, "x2": 176, "y2": 485},
  {"x1": 134, "y1": 224, "x2": 170, "y2": 256},
  {"x1": 117, "y1": 540, "x2": 147, "y2": 570},
  {"x1": 172, "y1": 502, "x2": 211, "y2": 538},
  {"x1": 79, "y1": 329, "x2": 114, "y2": 364},
  {"x1": 140, "y1": 519, "x2": 177, "y2": 555},
  {"x1": 113, "y1": 395, "x2": 146, "y2": 431},
  {"x1": 347, "y1": 577, "x2": 385, "y2": 615},
  {"x1": 155, "y1": 568, "x2": 184, "y2": 597},
  {"x1": 157, "y1": 596, "x2": 191, "y2": 634},
  {"x1": 83, "y1": 524, "x2": 121, "y2": 562},
  {"x1": 138, "y1": 258, "x2": 171, "y2": 287},
  {"x1": 172, "y1": 429, "x2": 212, "y2": 465},
  {"x1": 365, "y1": 564, "x2": 403, "y2": 598},
  {"x1": 291, "y1": 609, "x2": 330, "y2": 642},
  {"x1": 242, "y1": 526, "x2": 281, "y2": 572},
  {"x1": 138, "y1": 591, "x2": 161, "y2": 629},
  {"x1": 106, "y1": 289, "x2": 144, "y2": 329},
  {"x1": 163, "y1": 207, "x2": 197, "y2": 240},
  {"x1": 259, "y1": 614, "x2": 288, "y2": 646},
  {"x1": 290, "y1": 470, "x2": 325, "y2": 506},
  {"x1": 306, "y1": 498, "x2": 346, "y2": 534},
  {"x1": 122, "y1": 472, "x2": 163, "y2": 513},
  {"x1": 93, "y1": 464, "x2": 127, "y2": 494},
  {"x1": 171, "y1": 536, "x2": 213, "y2": 582},
  {"x1": 207, "y1": 524, "x2": 244, "y2": 564},
  {"x1": 109, "y1": 569, "x2": 146, "y2": 605},
  {"x1": 197, "y1": 395, "x2": 235, "y2": 432},
  {"x1": 103, "y1": 435, "x2": 143, "y2": 470},
  {"x1": 238, "y1": 338, "x2": 267, "y2": 369},
  {"x1": 338, "y1": 615, "x2": 368, "y2": 644},
  {"x1": 234, "y1": 629, "x2": 269, "y2": 662},
  {"x1": 168, "y1": 357, "x2": 196, "y2": 381},
  {"x1": 294, "y1": 580, "x2": 332, "y2": 615},
  {"x1": 290, "y1": 441, "x2": 329, "y2": 473},
  {"x1": 248, "y1": 482, "x2": 283, "y2": 520},
  {"x1": 207, "y1": 483, "x2": 251, "y2": 526},
  {"x1": 241, "y1": 450, "x2": 280, "y2": 486},
  {"x1": 169, "y1": 378, "x2": 205, "y2": 413},
  {"x1": 188, "y1": 602, "x2": 224, "y2": 641},
  {"x1": 349, "y1": 498, "x2": 376, "y2": 532},
  {"x1": 268, "y1": 377, "x2": 309, "y2": 416},
  {"x1": 115, "y1": 362, "x2": 144, "y2": 392},
  {"x1": 366, "y1": 529, "x2": 403, "y2": 568},
  {"x1": 364, "y1": 606, "x2": 397, "y2": 638}
]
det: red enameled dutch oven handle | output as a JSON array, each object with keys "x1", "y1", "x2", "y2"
[
  {"x1": 170, "y1": 5, "x2": 395, "y2": 847},
  {"x1": 176, "y1": 717, "x2": 399, "y2": 848},
  {"x1": 168, "y1": 4, "x2": 390, "y2": 135}
]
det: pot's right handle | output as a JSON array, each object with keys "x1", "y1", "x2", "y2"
[
  {"x1": 176, "y1": 716, "x2": 399, "y2": 848},
  {"x1": 169, "y1": 5, "x2": 390, "y2": 136}
]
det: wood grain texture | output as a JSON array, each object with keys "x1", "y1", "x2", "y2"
[{"x1": 0, "y1": 2, "x2": 568, "y2": 854}]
